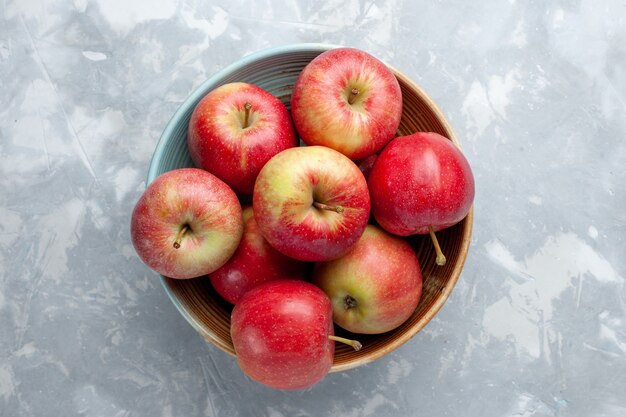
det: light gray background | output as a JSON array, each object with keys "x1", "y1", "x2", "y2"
[{"x1": 1, "y1": 1, "x2": 625, "y2": 416}]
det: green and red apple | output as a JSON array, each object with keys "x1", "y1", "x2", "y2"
[
  {"x1": 130, "y1": 168, "x2": 243, "y2": 279},
  {"x1": 313, "y1": 225, "x2": 422, "y2": 334},
  {"x1": 291, "y1": 47, "x2": 402, "y2": 160},
  {"x1": 252, "y1": 146, "x2": 370, "y2": 262}
]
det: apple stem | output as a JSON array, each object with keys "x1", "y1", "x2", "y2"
[
  {"x1": 313, "y1": 201, "x2": 344, "y2": 214},
  {"x1": 243, "y1": 102, "x2": 252, "y2": 128},
  {"x1": 428, "y1": 225, "x2": 446, "y2": 266},
  {"x1": 173, "y1": 225, "x2": 189, "y2": 249},
  {"x1": 348, "y1": 88, "x2": 359, "y2": 105},
  {"x1": 329, "y1": 335, "x2": 362, "y2": 351}
]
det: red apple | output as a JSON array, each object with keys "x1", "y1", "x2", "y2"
[
  {"x1": 208, "y1": 206, "x2": 306, "y2": 304},
  {"x1": 313, "y1": 225, "x2": 422, "y2": 334},
  {"x1": 252, "y1": 146, "x2": 370, "y2": 262},
  {"x1": 290, "y1": 47, "x2": 402, "y2": 160},
  {"x1": 231, "y1": 280, "x2": 361, "y2": 390},
  {"x1": 187, "y1": 82, "x2": 298, "y2": 195},
  {"x1": 130, "y1": 168, "x2": 243, "y2": 279},
  {"x1": 368, "y1": 132, "x2": 475, "y2": 264}
]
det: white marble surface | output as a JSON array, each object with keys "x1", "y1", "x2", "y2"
[{"x1": 2, "y1": 1, "x2": 625, "y2": 416}]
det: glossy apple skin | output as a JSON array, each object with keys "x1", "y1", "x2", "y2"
[
  {"x1": 209, "y1": 206, "x2": 306, "y2": 304},
  {"x1": 368, "y1": 132, "x2": 475, "y2": 236},
  {"x1": 188, "y1": 82, "x2": 298, "y2": 195},
  {"x1": 313, "y1": 225, "x2": 422, "y2": 334},
  {"x1": 130, "y1": 168, "x2": 243, "y2": 279},
  {"x1": 231, "y1": 280, "x2": 335, "y2": 390},
  {"x1": 290, "y1": 48, "x2": 402, "y2": 160},
  {"x1": 253, "y1": 146, "x2": 370, "y2": 262}
]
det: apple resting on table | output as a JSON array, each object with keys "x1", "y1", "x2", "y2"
[
  {"x1": 252, "y1": 146, "x2": 370, "y2": 262},
  {"x1": 290, "y1": 47, "x2": 402, "y2": 160},
  {"x1": 368, "y1": 132, "x2": 475, "y2": 265},
  {"x1": 231, "y1": 280, "x2": 361, "y2": 390},
  {"x1": 187, "y1": 82, "x2": 298, "y2": 195},
  {"x1": 313, "y1": 225, "x2": 422, "y2": 334},
  {"x1": 209, "y1": 206, "x2": 306, "y2": 304},
  {"x1": 130, "y1": 168, "x2": 243, "y2": 279}
]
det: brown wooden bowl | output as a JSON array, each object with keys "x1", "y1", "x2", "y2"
[{"x1": 147, "y1": 44, "x2": 473, "y2": 372}]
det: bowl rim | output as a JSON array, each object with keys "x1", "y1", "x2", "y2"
[{"x1": 147, "y1": 43, "x2": 474, "y2": 371}]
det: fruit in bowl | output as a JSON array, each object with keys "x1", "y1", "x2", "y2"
[
  {"x1": 313, "y1": 224, "x2": 423, "y2": 335},
  {"x1": 130, "y1": 168, "x2": 243, "y2": 279},
  {"x1": 208, "y1": 206, "x2": 307, "y2": 304},
  {"x1": 137, "y1": 44, "x2": 474, "y2": 389},
  {"x1": 252, "y1": 145, "x2": 371, "y2": 262},
  {"x1": 368, "y1": 132, "x2": 475, "y2": 265},
  {"x1": 187, "y1": 82, "x2": 298, "y2": 195},
  {"x1": 231, "y1": 280, "x2": 361, "y2": 390},
  {"x1": 291, "y1": 47, "x2": 402, "y2": 160}
]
